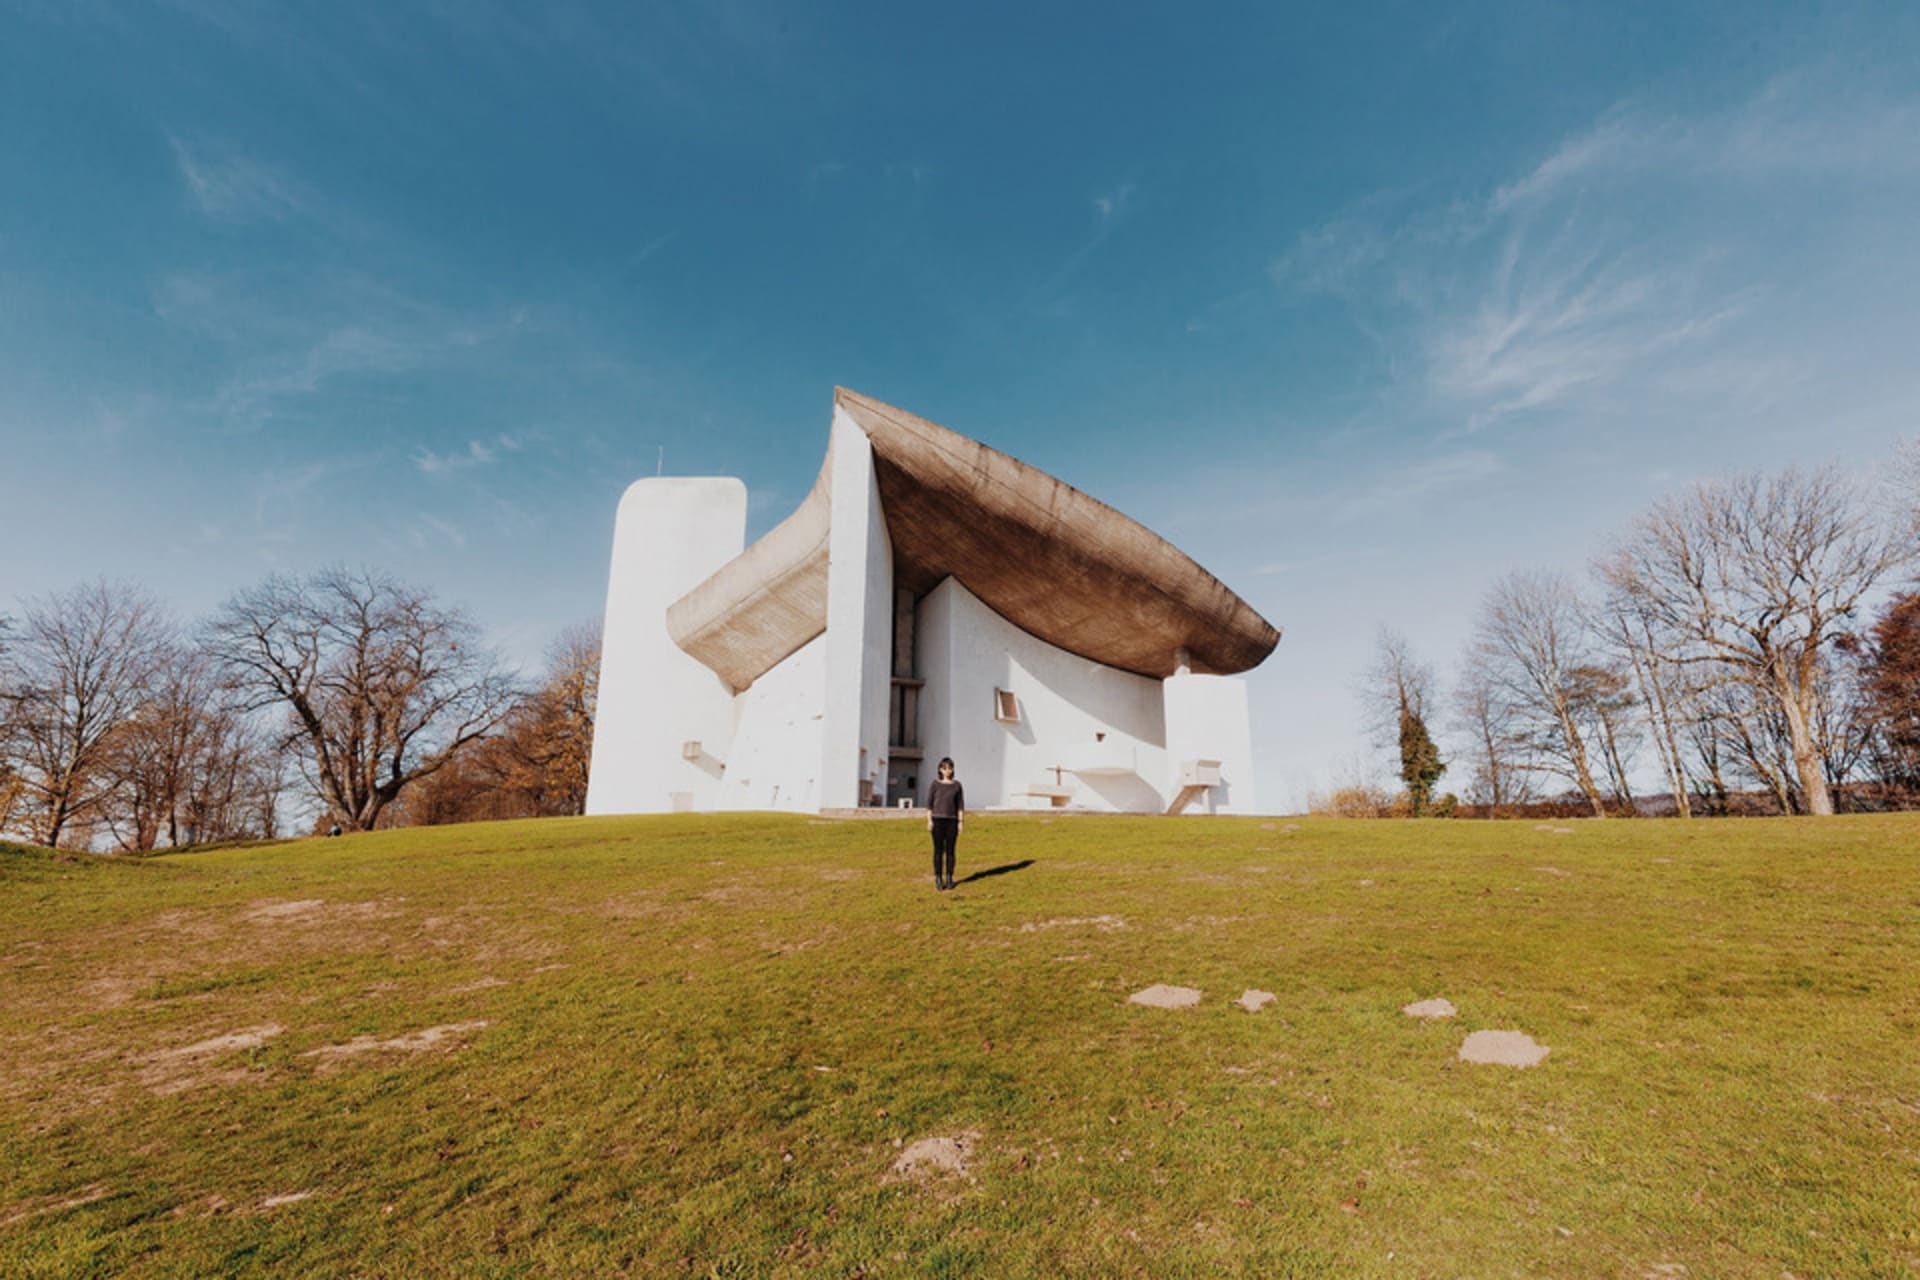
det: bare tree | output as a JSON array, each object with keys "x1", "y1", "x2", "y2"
[
  {"x1": 0, "y1": 620, "x2": 21, "y2": 835},
  {"x1": 204, "y1": 567, "x2": 519, "y2": 833},
  {"x1": 242, "y1": 735, "x2": 296, "y2": 842},
  {"x1": 0, "y1": 582, "x2": 174, "y2": 848},
  {"x1": 1597, "y1": 598, "x2": 1695, "y2": 817},
  {"x1": 385, "y1": 620, "x2": 601, "y2": 827},
  {"x1": 1681, "y1": 690, "x2": 1733, "y2": 815},
  {"x1": 1451, "y1": 660, "x2": 1537, "y2": 810},
  {"x1": 1889, "y1": 436, "x2": 1920, "y2": 549},
  {"x1": 1569, "y1": 663, "x2": 1639, "y2": 808},
  {"x1": 1466, "y1": 570, "x2": 1610, "y2": 816},
  {"x1": 1599, "y1": 468, "x2": 1915, "y2": 816},
  {"x1": 98, "y1": 649, "x2": 281, "y2": 851},
  {"x1": 97, "y1": 648, "x2": 198, "y2": 852},
  {"x1": 0, "y1": 614, "x2": 19, "y2": 834},
  {"x1": 1840, "y1": 591, "x2": 1920, "y2": 800},
  {"x1": 528, "y1": 619, "x2": 600, "y2": 816},
  {"x1": 1361, "y1": 628, "x2": 1435, "y2": 730}
]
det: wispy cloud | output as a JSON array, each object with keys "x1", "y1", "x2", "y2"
[
  {"x1": 1273, "y1": 73, "x2": 1920, "y2": 444},
  {"x1": 1093, "y1": 182, "x2": 1135, "y2": 220},
  {"x1": 153, "y1": 266, "x2": 537, "y2": 430},
  {"x1": 1423, "y1": 228, "x2": 1749, "y2": 435},
  {"x1": 248, "y1": 457, "x2": 365, "y2": 547},
  {"x1": 1252, "y1": 547, "x2": 1385, "y2": 577},
  {"x1": 1330, "y1": 450, "x2": 1506, "y2": 521},
  {"x1": 413, "y1": 434, "x2": 524, "y2": 475},
  {"x1": 415, "y1": 514, "x2": 467, "y2": 549},
  {"x1": 169, "y1": 136, "x2": 305, "y2": 222},
  {"x1": 1024, "y1": 180, "x2": 1142, "y2": 313},
  {"x1": 1492, "y1": 77, "x2": 1920, "y2": 212},
  {"x1": 212, "y1": 325, "x2": 428, "y2": 422}
]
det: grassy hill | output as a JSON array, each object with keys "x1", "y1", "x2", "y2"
[{"x1": 2, "y1": 814, "x2": 1917, "y2": 1278}]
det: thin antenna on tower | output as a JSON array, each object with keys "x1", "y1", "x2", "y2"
[{"x1": 657, "y1": 445, "x2": 664, "y2": 476}]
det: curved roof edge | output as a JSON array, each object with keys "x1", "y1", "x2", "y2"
[
  {"x1": 666, "y1": 389, "x2": 1280, "y2": 691},
  {"x1": 665, "y1": 450, "x2": 832, "y2": 693}
]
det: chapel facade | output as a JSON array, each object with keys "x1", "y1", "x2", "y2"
[{"x1": 585, "y1": 389, "x2": 1281, "y2": 815}]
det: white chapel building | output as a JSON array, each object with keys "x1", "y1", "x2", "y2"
[{"x1": 585, "y1": 390, "x2": 1281, "y2": 816}]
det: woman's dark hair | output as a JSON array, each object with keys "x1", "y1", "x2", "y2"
[{"x1": 937, "y1": 757, "x2": 955, "y2": 775}]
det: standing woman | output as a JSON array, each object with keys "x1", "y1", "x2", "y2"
[{"x1": 927, "y1": 757, "x2": 964, "y2": 891}]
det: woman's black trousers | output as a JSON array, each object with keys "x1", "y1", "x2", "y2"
[{"x1": 930, "y1": 818, "x2": 958, "y2": 881}]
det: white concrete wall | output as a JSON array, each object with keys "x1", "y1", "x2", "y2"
[
  {"x1": 1163, "y1": 672, "x2": 1259, "y2": 814},
  {"x1": 916, "y1": 578, "x2": 1167, "y2": 812},
  {"x1": 714, "y1": 635, "x2": 826, "y2": 812},
  {"x1": 817, "y1": 409, "x2": 896, "y2": 808},
  {"x1": 586, "y1": 477, "x2": 746, "y2": 815}
]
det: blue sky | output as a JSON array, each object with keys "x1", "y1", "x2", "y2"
[{"x1": 5, "y1": 2, "x2": 1919, "y2": 809}]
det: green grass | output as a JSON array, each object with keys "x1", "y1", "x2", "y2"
[{"x1": 2, "y1": 814, "x2": 1917, "y2": 1278}]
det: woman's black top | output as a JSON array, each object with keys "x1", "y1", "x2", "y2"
[{"x1": 928, "y1": 779, "x2": 964, "y2": 819}]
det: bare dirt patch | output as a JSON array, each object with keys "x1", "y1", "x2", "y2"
[
  {"x1": 891, "y1": 1132, "x2": 977, "y2": 1182},
  {"x1": 700, "y1": 883, "x2": 782, "y2": 909},
  {"x1": 138, "y1": 1024, "x2": 284, "y2": 1094},
  {"x1": 1237, "y1": 990, "x2": 1277, "y2": 1013},
  {"x1": 243, "y1": 899, "x2": 328, "y2": 922},
  {"x1": 154, "y1": 1027, "x2": 284, "y2": 1059},
  {"x1": 1017, "y1": 916, "x2": 1128, "y2": 933},
  {"x1": 146, "y1": 908, "x2": 225, "y2": 943},
  {"x1": 82, "y1": 976, "x2": 142, "y2": 1008},
  {"x1": 243, "y1": 898, "x2": 405, "y2": 927},
  {"x1": 1130, "y1": 985, "x2": 1203, "y2": 1009},
  {"x1": 302, "y1": 1020, "x2": 490, "y2": 1074},
  {"x1": 1459, "y1": 1029, "x2": 1550, "y2": 1067},
  {"x1": 1402, "y1": 998, "x2": 1457, "y2": 1019},
  {"x1": 1533, "y1": 866, "x2": 1572, "y2": 878},
  {"x1": 257, "y1": 1191, "x2": 316, "y2": 1210},
  {"x1": 1178, "y1": 914, "x2": 1261, "y2": 929},
  {"x1": 2, "y1": 1183, "x2": 110, "y2": 1228}
]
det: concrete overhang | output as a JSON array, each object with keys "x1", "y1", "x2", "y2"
[{"x1": 665, "y1": 388, "x2": 1281, "y2": 692}]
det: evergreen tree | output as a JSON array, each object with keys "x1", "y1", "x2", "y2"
[{"x1": 1399, "y1": 705, "x2": 1445, "y2": 816}]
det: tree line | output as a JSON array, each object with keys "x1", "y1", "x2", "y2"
[
  {"x1": 1356, "y1": 450, "x2": 1920, "y2": 818},
  {"x1": 0, "y1": 568, "x2": 598, "y2": 851}
]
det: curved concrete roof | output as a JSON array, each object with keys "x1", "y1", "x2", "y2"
[
  {"x1": 664, "y1": 453, "x2": 831, "y2": 694},
  {"x1": 666, "y1": 388, "x2": 1280, "y2": 692}
]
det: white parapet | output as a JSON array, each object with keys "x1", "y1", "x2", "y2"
[
  {"x1": 586, "y1": 477, "x2": 746, "y2": 816},
  {"x1": 1162, "y1": 672, "x2": 1257, "y2": 814}
]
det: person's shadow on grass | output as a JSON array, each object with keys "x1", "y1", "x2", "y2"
[{"x1": 957, "y1": 859, "x2": 1035, "y2": 885}]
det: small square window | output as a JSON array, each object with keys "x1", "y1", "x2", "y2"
[{"x1": 993, "y1": 688, "x2": 1021, "y2": 723}]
